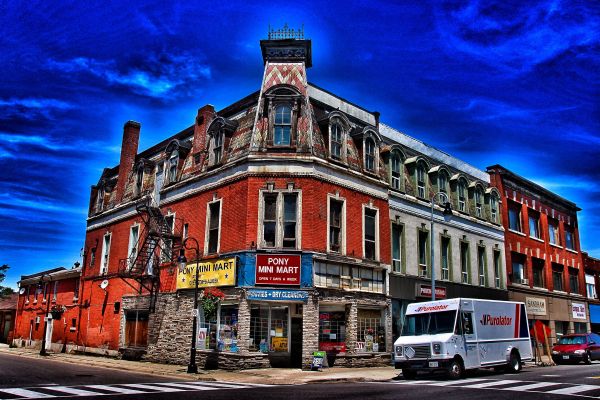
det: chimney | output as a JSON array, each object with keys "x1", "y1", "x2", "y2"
[
  {"x1": 192, "y1": 104, "x2": 215, "y2": 169},
  {"x1": 115, "y1": 120, "x2": 140, "y2": 202}
]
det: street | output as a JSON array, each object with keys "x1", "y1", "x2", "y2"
[{"x1": 1, "y1": 352, "x2": 600, "y2": 400}]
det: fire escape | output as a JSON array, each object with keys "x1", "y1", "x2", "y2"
[{"x1": 119, "y1": 194, "x2": 182, "y2": 312}]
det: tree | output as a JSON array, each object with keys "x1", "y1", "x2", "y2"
[{"x1": 0, "y1": 264, "x2": 15, "y2": 297}]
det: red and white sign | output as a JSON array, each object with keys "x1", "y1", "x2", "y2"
[
  {"x1": 256, "y1": 254, "x2": 301, "y2": 286},
  {"x1": 418, "y1": 284, "x2": 447, "y2": 299}
]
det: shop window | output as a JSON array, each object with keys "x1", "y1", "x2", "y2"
[
  {"x1": 554, "y1": 320, "x2": 568, "y2": 337},
  {"x1": 529, "y1": 210, "x2": 540, "y2": 239},
  {"x1": 441, "y1": 236, "x2": 450, "y2": 280},
  {"x1": 548, "y1": 218, "x2": 560, "y2": 246},
  {"x1": 357, "y1": 309, "x2": 385, "y2": 353},
  {"x1": 216, "y1": 305, "x2": 239, "y2": 352},
  {"x1": 206, "y1": 200, "x2": 221, "y2": 254},
  {"x1": 532, "y1": 258, "x2": 545, "y2": 288},
  {"x1": 100, "y1": 233, "x2": 111, "y2": 275},
  {"x1": 565, "y1": 228, "x2": 575, "y2": 250},
  {"x1": 512, "y1": 253, "x2": 526, "y2": 285},
  {"x1": 125, "y1": 311, "x2": 149, "y2": 348},
  {"x1": 260, "y1": 190, "x2": 300, "y2": 249},
  {"x1": 313, "y1": 262, "x2": 384, "y2": 293},
  {"x1": 493, "y1": 250, "x2": 502, "y2": 288},
  {"x1": 569, "y1": 268, "x2": 579, "y2": 294},
  {"x1": 460, "y1": 241, "x2": 470, "y2": 284},
  {"x1": 249, "y1": 305, "x2": 288, "y2": 353},
  {"x1": 391, "y1": 222, "x2": 404, "y2": 273},
  {"x1": 390, "y1": 150, "x2": 402, "y2": 190},
  {"x1": 318, "y1": 310, "x2": 346, "y2": 353},
  {"x1": 364, "y1": 207, "x2": 378, "y2": 260},
  {"x1": 477, "y1": 246, "x2": 486, "y2": 286},
  {"x1": 574, "y1": 322, "x2": 587, "y2": 334},
  {"x1": 328, "y1": 197, "x2": 344, "y2": 253},
  {"x1": 508, "y1": 200, "x2": 522, "y2": 232},
  {"x1": 552, "y1": 264, "x2": 564, "y2": 291}
]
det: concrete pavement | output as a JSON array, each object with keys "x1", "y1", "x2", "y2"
[{"x1": 0, "y1": 346, "x2": 552, "y2": 384}]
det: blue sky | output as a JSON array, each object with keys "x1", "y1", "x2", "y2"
[{"x1": 1, "y1": 1, "x2": 598, "y2": 288}]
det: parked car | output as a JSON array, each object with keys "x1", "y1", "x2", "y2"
[{"x1": 551, "y1": 333, "x2": 600, "y2": 364}]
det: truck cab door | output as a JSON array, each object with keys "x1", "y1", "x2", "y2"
[{"x1": 459, "y1": 311, "x2": 480, "y2": 368}]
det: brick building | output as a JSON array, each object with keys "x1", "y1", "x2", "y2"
[
  {"x1": 13, "y1": 266, "x2": 81, "y2": 352},
  {"x1": 583, "y1": 252, "x2": 600, "y2": 332},
  {"x1": 0, "y1": 293, "x2": 17, "y2": 344},
  {"x1": 487, "y1": 165, "x2": 589, "y2": 341}
]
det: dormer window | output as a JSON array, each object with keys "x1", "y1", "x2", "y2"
[
  {"x1": 206, "y1": 116, "x2": 238, "y2": 167},
  {"x1": 416, "y1": 163, "x2": 426, "y2": 199},
  {"x1": 330, "y1": 123, "x2": 343, "y2": 159},
  {"x1": 274, "y1": 105, "x2": 292, "y2": 145},
  {"x1": 135, "y1": 167, "x2": 144, "y2": 196},
  {"x1": 458, "y1": 178, "x2": 468, "y2": 212},
  {"x1": 475, "y1": 186, "x2": 483, "y2": 218},
  {"x1": 167, "y1": 150, "x2": 178, "y2": 184},
  {"x1": 390, "y1": 150, "x2": 402, "y2": 190},
  {"x1": 490, "y1": 193, "x2": 499, "y2": 223},
  {"x1": 213, "y1": 129, "x2": 224, "y2": 164},
  {"x1": 438, "y1": 170, "x2": 449, "y2": 194},
  {"x1": 96, "y1": 186, "x2": 105, "y2": 212},
  {"x1": 365, "y1": 138, "x2": 376, "y2": 172}
]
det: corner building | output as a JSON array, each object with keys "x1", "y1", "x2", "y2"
[{"x1": 487, "y1": 165, "x2": 589, "y2": 341}]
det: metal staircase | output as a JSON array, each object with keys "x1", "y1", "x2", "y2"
[{"x1": 119, "y1": 194, "x2": 181, "y2": 312}]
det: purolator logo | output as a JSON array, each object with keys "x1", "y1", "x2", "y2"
[
  {"x1": 415, "y1": 304, "x2": 449, "y2": 312},
  {"x1": 480, "y1": 314, "x2": 512, "y2": 326}
]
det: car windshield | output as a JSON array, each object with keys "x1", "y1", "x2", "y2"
[
  {"x1": 557, "y1": 336, "x2": 585, "y2": 345},
  {"x1": 402, "y1": 311, "x2": 457, "y2": 336}
]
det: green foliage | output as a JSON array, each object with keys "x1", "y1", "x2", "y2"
[
  {"x1": 0, "y1": 264, "x2": 15, "y2": 297},
  {"x1": 200, "y1": 287, "x2": 225, "y2": 321}
]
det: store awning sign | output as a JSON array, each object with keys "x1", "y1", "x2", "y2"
[
  {"x1": 572, "y1": 302, "x2": 587, "y2": 320},
  {"x1": 526, "y1": 297, "x2": 547, "y2": 315},
  {"x1": 247, "y1": 289, "x2": 309, "y2": 303},
  {"x1": 176, "y1": 257, "x2": 236, "y2": 289},
  {"x1": 418, "y1": 284, "x2": 446, "y2": 299},
  {"x1": 255, "y1": 254, "x2": 301, "y2": 285}
]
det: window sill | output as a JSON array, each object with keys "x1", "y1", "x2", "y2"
[
  {"x1": 532, "y1": 287, "x2": 549, "y2": 292},
  {"x1": 530, "y1": 236, "x2": 544, "y2": 243},
  {"x1": 509, "y1": 229, "x2": 526, "y2": 237},
  {"x1": 553, "y1": 290, "x2": 568, "y2": 294},
  {"x1": 69, "y1": 327, "x2": 77, "y2": 332},
  {"x1": 566, "y1": 248, "x2": 578, "y2": 254},
  {"x1": 569, "y1": 293, "x2": 584, "y2": 297},
  {"x1": 549, "y1": 243, "x2": 563, "y2": 249}
]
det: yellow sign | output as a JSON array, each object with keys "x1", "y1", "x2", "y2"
[
  {"x1": 177, "y1": 258, "x2": 236, "y2": 289},
  {"x1": 271, "y1": 337, "x2": 288, "y2": 351}
]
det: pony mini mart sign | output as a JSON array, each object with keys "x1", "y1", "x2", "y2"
[
  {"x1": 255, "y1": 254, "x2": 301, "y2": 285},
  {"x1": 177, "y1": 257, "x2": 236, "y2": 289}
]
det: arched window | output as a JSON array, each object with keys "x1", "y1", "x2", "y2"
[
  {"x1": 490, "y1": 193, "x2": 499, "y2": 223},
  {"x1": 438, "y1": 171, "x2": 448, "y2": 194},
  {"x1": 365, "y1": 138, "x2": 376, "y2": 172},
  {"x1": 457, "y1": 179, "x2": 468, "y2": 212},
  {"x1": 475, "y1": 187, "x2": 483, "y2": 218},
  {"x1": 416, "y1": 163, "x2": 427, "y2": 199},
  {"x1": 274, "y1": 105, "x2": 292, "y2": 145},
  {"x1": 390, "y1": 151, "x2": 402, "y2": 190},
  {"x1": 168, "y1": 150, "x2": 179, "y2": 183},
  {"x1": 330, "y1": 123, "x2": 343, "y2": 159}
]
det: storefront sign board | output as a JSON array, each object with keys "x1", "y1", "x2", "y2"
[
  {"x1": 572, "y1": 302, "x2": 587, "y2": 319},
  {"x1": 418, "y1": 284, "x2": 446, "y2": 299},
  {"x1": 247, "y1": 289, "x2": 309, "y2": 303},
  {"x1": 255, "y1": 254, "x2": 301, "y2": 285},
  {"x1": 176, "y1": 257, "x2": 236, "y2": 289},
  {"x1": 526, "y1": 297, "x2": 547, "y2": 315}
]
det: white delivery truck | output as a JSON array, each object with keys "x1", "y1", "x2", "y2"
[{"x1": 394, "y1": 298, "x2": 532, "y2": 379}]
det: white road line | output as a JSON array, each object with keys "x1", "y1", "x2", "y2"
[
  {"x1": 149, "y1": 382, "x2": 220, "y2": 391},
  {"x1": 0, "y1": 388, "x2": 54, "y2": 398},
  {"x1": 120, "y1": 383, "x2": 184, "y2": 392},
  {"x1": 179, "y1": 381, "x2": 257, "y2": 389},
  {"x1": 544, "y1": 385, "x2": 600, "y2": 395},
  {"x1": 39, "y1": 387, "x2": 103, "y2": 396},
  {"x1": 462, "y1": 379, "x2": 520, "y2": 388},
  {"x1": 504, "y1": 382, "x2": 562, "y2": 391},
  {"x1": 84, "y1": 384, "x2": 148, "y2": 395},
  {"x1": 392, "y1": 380, "x2": 437, "y2": 385},
  {"x1": 428, "y1": 378, "x2": 491, "y2": 386}
]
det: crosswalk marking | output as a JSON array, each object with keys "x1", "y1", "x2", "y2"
[
  {"x1": 505, "y1": 381, "x2": 561, "y2": 391},
  {"x1": 0, "y1": 380, "x2": 272, "y2": 400},
  {"x1": 462, "y1": 379, "x2": 520, "y2": 388},
  {"x1": 428, "y1": 378, "x2": 489, "y2": 386},
  {"x1": 545, "y1": 385, "x2": 600, "y2": 395},
  {"x1": 0, "y1": 388, "x2": 55, "y2": 398}
]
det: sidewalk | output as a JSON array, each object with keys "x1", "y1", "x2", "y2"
[{"x1": 0, "y1": 347, "x2": 398, "y2": 384}]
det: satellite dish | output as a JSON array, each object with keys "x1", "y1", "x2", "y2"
[
  {"x1": 19, "y1": 287, "x2": 25, "y2": 295},
  {"x1": 100, "y1": 280, "x2": 109, "y2": 289}
]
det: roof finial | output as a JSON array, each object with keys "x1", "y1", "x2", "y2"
[{"x1": 268, "y1": 23, "x2": 304, "y2": 40}]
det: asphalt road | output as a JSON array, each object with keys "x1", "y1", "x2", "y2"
[{"x1": 1, "y1": 353, "x2": 600, "y2": 400}]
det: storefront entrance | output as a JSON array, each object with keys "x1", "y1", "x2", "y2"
[{"x1": 291, "y1": 317, "x2": 303, "y2": 368}]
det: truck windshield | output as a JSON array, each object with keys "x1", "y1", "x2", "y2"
[{"x1": 402, "y1": 311, "x2": 457, "y2": 336}]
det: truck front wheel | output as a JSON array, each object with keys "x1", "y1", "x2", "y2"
[
  {"x1": 506, "y1": 351, "x2": 522, "y2": 373},
  {"x1": 402, "y1": 368, "x2": 417, "y2": 380},
  {"x1": 447, "y1": 359, "x2": 464, "y2": 379}
]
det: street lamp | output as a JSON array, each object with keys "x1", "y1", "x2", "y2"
[
  {"x1": 38, "y1": 274, "x2": 51, "y2": 356},
  {"x1": 430, "y1": 192, "x2": 453, "y2": 301},
  {"x1": 177, "y1": 237, "x2": 202, "y2": 374}
]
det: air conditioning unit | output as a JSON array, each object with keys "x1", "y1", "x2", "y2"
[
  {"x1": 520, "y1": 278, "x2": 529, "y2": 285},
  {"x1": 419, "y1": 268, "x2": 428, "y2": 278}
]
